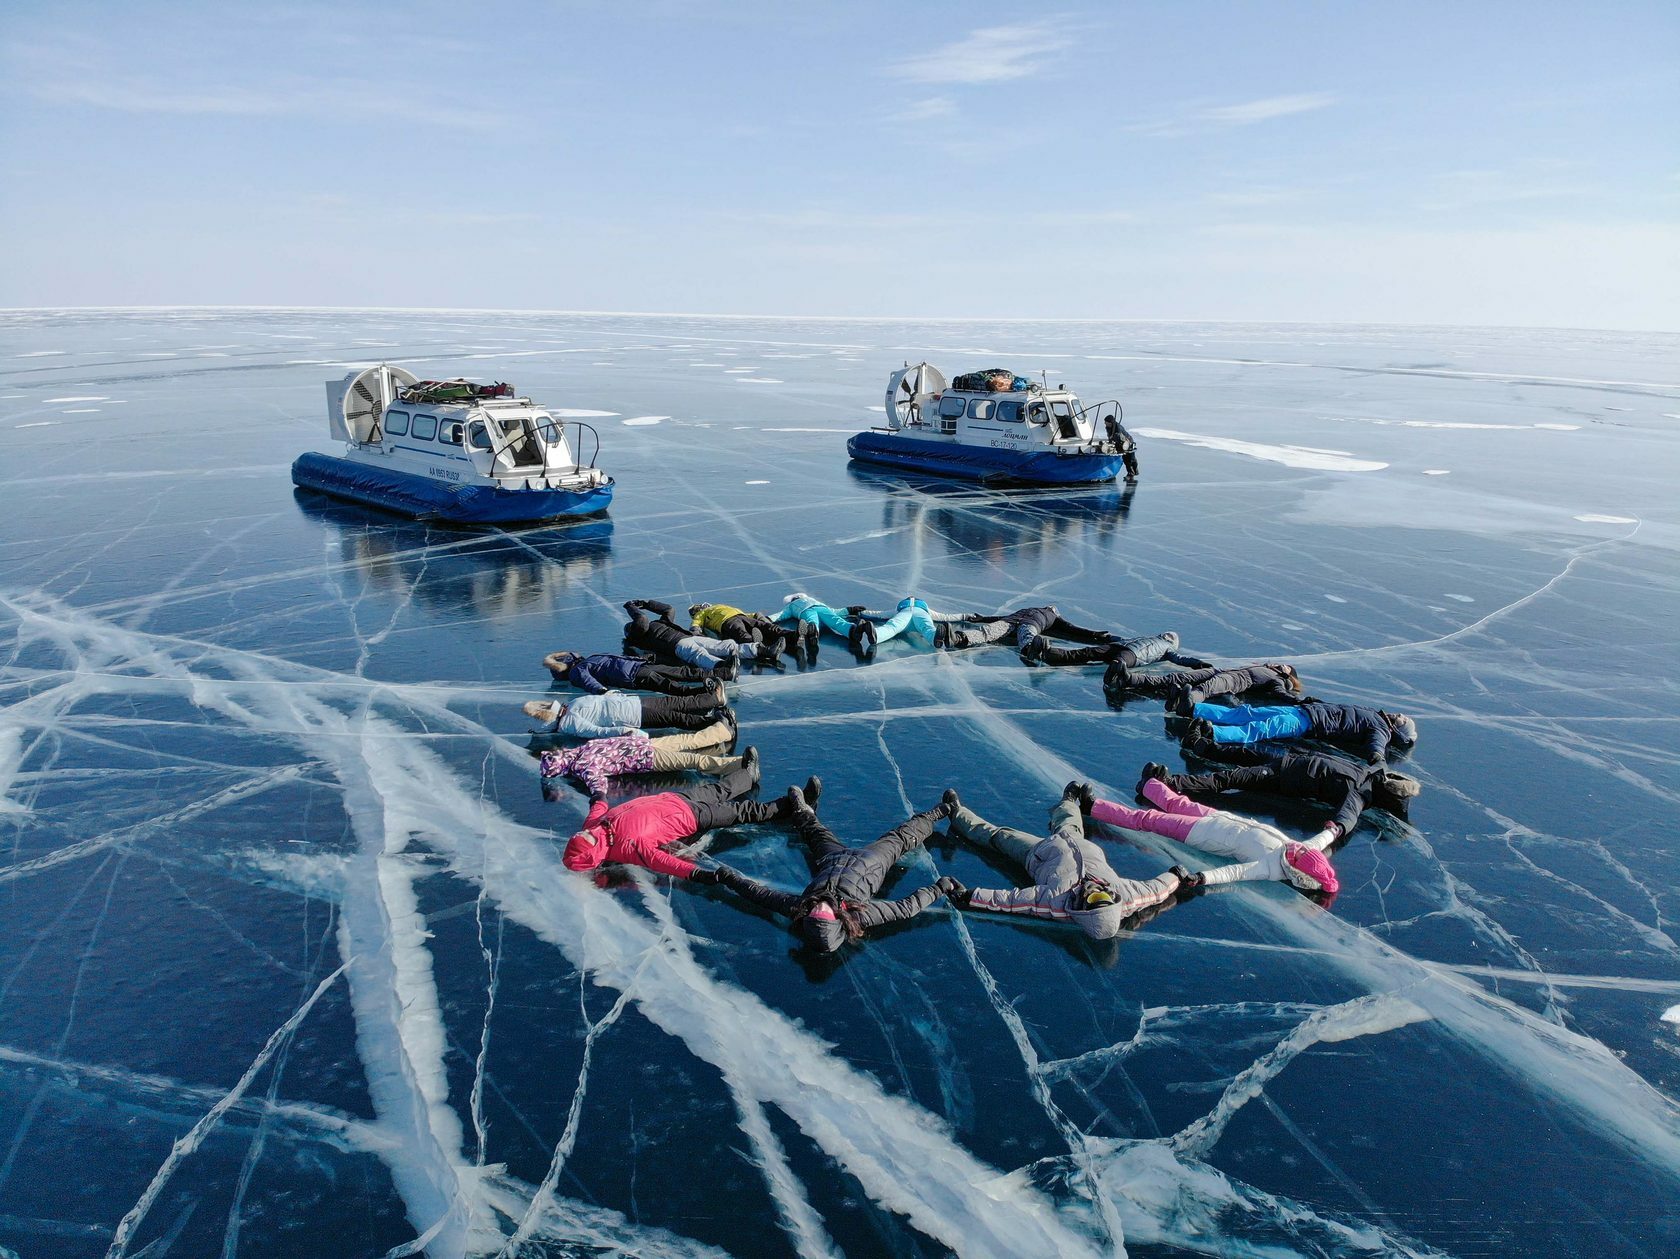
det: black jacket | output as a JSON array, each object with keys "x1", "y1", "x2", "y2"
[
  {"x1": 1116, "y1": 663, "x2": 1297, "y2": 704},
  {"x1": 974, "y1": 605, "x2": 1112, "y2": 643},
  {"x1": 1301, "y1": 701, "x2": 1398, "y2": 765},
  {"x1": 717, "y1": 863, "x2": 940, "y2": 951},
  {"x1": 1186, "y1": 664, "x2": 1300, "y2": 706},
  {"x1": 623, "y1": 599, "x2": 690, "y2": 654},
  {"x1": 1173, "y1": 750, "x2": 1380, "y2": 836}
]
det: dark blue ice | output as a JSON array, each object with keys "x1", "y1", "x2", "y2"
[{"x1": 2, "y1": 310, "x2": 1678, "y2": 1257}]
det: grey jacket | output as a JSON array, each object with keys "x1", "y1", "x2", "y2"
[{"x1": 968, "y1": 800, "x2": 1179, "y2": 938}]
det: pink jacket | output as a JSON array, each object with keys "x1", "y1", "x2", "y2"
[{"x1": 562, "y1": 794, "x2": 701, "y2": 879}]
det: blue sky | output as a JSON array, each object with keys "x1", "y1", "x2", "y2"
[{"x1": 3, "y1": 1, "x2": 1676, "y2": 327}]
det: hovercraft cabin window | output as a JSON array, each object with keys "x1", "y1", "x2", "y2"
[
  {"x1": 996, "y1": 401, "x2": 1023, "y2": 423},
  {"x1": 439, "y1": 421, "x2": 464, "y2": 446},
  {"x1": 383, "y1": 409, "x2": 410, "y2": 436},
  {"x1": 966, "y1": 399, "x2": 994, "y2": 421},
  {"x1": 410, "y1": 413, "x2": 439, "y2": 441}
]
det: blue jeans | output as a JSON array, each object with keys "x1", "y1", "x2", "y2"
[
  {"x1": 675, "y1": 636, "x2": 744, "y2": 669},
  {"x1": 1195, "y1": 703, "x2": 1311, "y2": 746}
]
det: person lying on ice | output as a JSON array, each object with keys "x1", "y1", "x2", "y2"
[
  {"x1": 1146, "y1": 751, "x2": 1420, "y2": 849},
  {"x1": 771, "y1": 593, "x2": 875, "y2": 658},
  {"x1": 707, "y1": 781, "x2": 960, "y2": 953},
  {"x1": 688, "y1": 601, "x2": 811, "y2": 660},
  {"x1": 623, "y1": 598, "x2": 782, "y2": 672},
  {"x1": 543, "y1": 649, "x2": 713, "y2": 695},
  {"x1": 1186, "y1": 701, "x2": 1417, "y2": 766},
  {"x1": 523, "y1": 683, "x2": 729, "y2": 739},
  {"x1": 937, "y1": 786, "x2": 1183, "y2": 939},
  {"x1": 539, "y1": 717, "x2": 749, "y2": 798},
  {"x1": 940, "y1": 601, "x2": 1135, "y2": 669},
  {"x1": 1088, "y1": 772, "x2": 1340, "y2": 898},
  {"x1": 1104, "y1": 661, "x2": 1300, "y2": 707},
  {"x1": 848, "y1": 597, "x2": 966, "y2": 652},
  {"x1": 562, "y1": 763, "x2": 802, "y2": 882}
]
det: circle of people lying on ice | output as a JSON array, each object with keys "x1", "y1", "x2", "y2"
[{"x1": 520, "y1": 594, "x2": 1421, "y2": 955}]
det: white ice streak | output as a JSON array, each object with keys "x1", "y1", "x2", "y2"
[
  {"x1": 1134, "y1": 427, "x2": 1388, "y2": 472},
  {"x1": 0, "y1": 725, "x2": 27, "y2": 814},
  {"x1": 10, "y1": 595, "x2": 1103, "y2": 1259},
  {"x1": 929, "y1": 660, "x2": 1680, "y2": 1182},
  {"x1": 104, "y1": 964, "x2": 347, "y2": 1258},
  {"x1": 1575, "y1": 513, "x2": 1637, "y2": 524},
  {"x1": 1171, "y1": 995, "x2": 1430, "y2": 1160}
]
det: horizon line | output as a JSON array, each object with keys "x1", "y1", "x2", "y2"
[{"x1": 0, "y1": 304, "x2": 1674, "y2": 336}]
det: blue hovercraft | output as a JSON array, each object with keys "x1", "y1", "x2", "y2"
[
  {"x1": 291, "y1": 365, "x2": 614, "y2": 525},
  {"x1": 848, "y1": 362, "x2": 1138, "y2": 487}
]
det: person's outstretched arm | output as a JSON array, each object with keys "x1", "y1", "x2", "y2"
[
  {"x1": 711, "y1": 865, "x2": 804, "y2": 916},
  {"x1": 1201, "y1": 858, "x2": 1269, "y2": 885},
  {"x1": 854, "y1": 883, "x2": 945, "y2": 928},
  {"x1": 642, "y1": 842, "x2": 700, "y2": 880}
]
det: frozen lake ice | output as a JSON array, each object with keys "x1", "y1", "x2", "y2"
[{"x1": 2, "y1": 309, "x2": 1678, "y2": 1257}]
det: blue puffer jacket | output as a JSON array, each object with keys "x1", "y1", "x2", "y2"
[{"x1": 566, "y1": 653, "x2": 645, "y2": 694}]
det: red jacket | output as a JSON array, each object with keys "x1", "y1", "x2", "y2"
[{"x1": 562, "y1": 794, "x2": 701, "y2": 879}]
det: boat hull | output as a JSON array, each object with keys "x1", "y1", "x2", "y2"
[
  {"x1": 846, "y1": 431, "x2": 1126, "y2": 486},
  {"x1": 291, "y1": 453, "x2": 613, "y2": 524}
]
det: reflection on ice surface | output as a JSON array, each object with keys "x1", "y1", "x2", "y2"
[{"x1": 1, "y1": 310, "x2": 1678, "y2": 1258}]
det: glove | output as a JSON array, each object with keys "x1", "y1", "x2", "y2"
[
  {"x1": 1307, "y1": 822, "x2": 1341, "y2": 849},
  {"x1": 689, "y1": 867, "x2": 723, "y2": 885},
  {"x1": 846, "y1": 604, "x2": 867, "y2": 616},
  {"x1": 936, "y1": 875, "x2": 972, "y2": 908},
  {"x1": 1168, "y1": 865, "x2": 1206, "y2": 891}
]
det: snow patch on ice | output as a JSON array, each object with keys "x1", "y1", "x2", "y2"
[
  {"x1": 1445, "y1": 594, "x2": 1475, "y2": 602},
  {"x1": 549, "y1": 409, "x2": 619, "y2": 418},
  {"x1": 1574, "y1": 514, "x2": 1637, "y2": 524},
  {"x1": 744, "y1": 479, "x2": 770, "y2": 485},
  {"x1": 15, "y1": 422, "x2": 57, "y2": 429},
  {"x1": 16, "y1": 350, "x2": 65, "y2": 357},
  {"x1": 1422, "y1": 469, "x2": 1451, "y2": 475},
  {"x1": 1535, "y1": 422, "x2": 1582, "y2": 430},
  {"x1": 45, "y1": 396, "x2": 108, "y2": 403},
  {"x1": 1662, "y1": 1005, "x2": 1680, "y2": 1027},
  {"x1": 1134, "y1": 428, "x2": 1387, "y2": 472},
  {"x1": 621, "y1": 416, "x2": 667, "y2": 426},
  {"x1": 1324, "y1": 595, "x2": 1348, "y2": 604},
  {"x1": 737, "y1": 378, "x2": 783, "y2": 384}
]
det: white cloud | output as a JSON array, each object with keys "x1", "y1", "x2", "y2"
[
  {"x1": 1200, "y1": 92, "x2": 1337, "y2": 125},
  {"x1": 890, "y1": 23, "x2": 1072, "y2": 86},
  {"x1": 892, "y1": 96, "x2": 958, "y2": 124},
  {"x1": 1128, "y1": 92, "x2": 1337, "y2": 137}
]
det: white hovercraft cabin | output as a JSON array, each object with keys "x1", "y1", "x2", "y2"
[
  {"x1": 847, "y1": 363, "x2": 1138, "y2": 486},
  {"x1": 291, "y1": 365, "x2": 614, "y2": 524}
]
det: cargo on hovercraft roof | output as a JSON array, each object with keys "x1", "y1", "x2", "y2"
[
  {"x1": 291, "y1": 365, "x2": 614, "y2": 525},
  {"x1": 847, "y1": 363, "x2": 1140, "y2": 487}
]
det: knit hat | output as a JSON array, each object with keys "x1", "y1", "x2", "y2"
[
  {"x1": 1084, "y1": 884, "x2": 1116, "y2": 908},
  {"x1": 1282, "y1": 843, "x2": 1340, "y2": 896},
  {"x1": 784, "y1": 593, "x2": 808, "y2": 605},
  {"x1": 1391, "y1": 714, "x2": 1418, "y2": 746}
]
